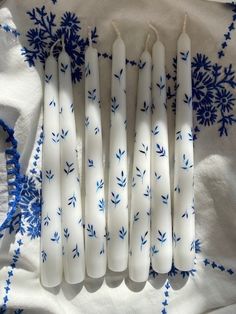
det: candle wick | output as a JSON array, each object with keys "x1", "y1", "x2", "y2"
[
  {"x1": 111, "y1": 21, "x2": 121, "y2": 38},
  {"x1": 88, "y1": 26, "x2": 92, "y2": 47},
  {"x1": 183, "y1": 13, "x2": 188, "y2": 33},
  {"x1": 145, "y1": 33, "x2": 150, "y2": 51},
  {"x1": 148, "y1": 22, "x2": 159, "y2": 41}
]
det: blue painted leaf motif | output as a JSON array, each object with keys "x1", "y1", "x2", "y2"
[
  {"x1": 181, "y1": 154, "x2": 193, "y2": 170},
  {"x1": 85, "y1": 63, "x2": 90, "y2": 77},
  {"x1": 57, "y1": 207, "x2": 62, "y2": 215},
  {"x1": 104, "y1": 230, "x2": 110, "y2": 241},
  {"x1": 174, "y1": 185, "x2": 181, "y2": 193},
  {"x1": 176, "y1": 130, "x2": 182, "y2": 140},
  {"x1": 88, "y1": 89, "x2": 96, "y2": 101},
  {"x1": 155, "y1": 172, "x2": 161, "y2": 181},
  {"x1": 180, "y1": 50, "x2": 189, "y2": 61},
  {"x1": 52, "y1": 132, "x2": 60, "y2": 143},
  {"x1": 119, "y1": 226, "x2": 127, "y2": 239},
  {"x1": 182, "y1": 208, "x2": 190, "y2": 219},
  {"x1": 156, "y1": 144, "x2": 166, "y2": 157},
  {"x1": 136, "y1": 166, "x2": 146, "y2": 183},
  {"x1": 156, "y1": 76, "x2": 165, "y2": 94},
  {"x1": 146, "y1": 208, "x2": 151, "y2": 216},
  {"x1": 111, "y1": 97, "x2": 119, "y2": 113},
  {"x1": 45, "y1": 74, "x2": 52, "y2": 83},
  {"x1": 64, "y1": 228, "x2": 70, "y2": 239},
  {"x1": 161, "y1": 194, "x2": 169, "y2": 205},
  {"x1": 132, "y1": 177, "x2": 136, "y2": 188},
  {"x1": 85, "y1": 116, "x2": 90, "y2": 127},
  {"x1": 49, "y1": 99, "x2": 56, "y2": 107},
  {"x1": 96, "y1": 179, "x2": 104, "y2": 192},
  {"x1": 61, "y1": 129, "x2": 69, "y2": 139},
  {"x1": 151, "y1": 124, "x2": 159, "y2": 135},
  {"x1": 87, "y1": 224, "x2": 97, "y2": 237},
  {"x1": 51, "y1": 232, "x2": 60, "y2": 243},
  {"x1": 184, "y1": 94, "x2": 192, "y2": 106},
  {"x1": 190, "y1": 240, "x2": 195, "y2": 252},
  {"x1": 140, "y1": 101, "x2": 149, "y2": 112},
  {"x1": 94, "y1": 127, "x2": 100, "y2": 134},
  {"x1": 151, "y1": 245, "x2": 159, "y2": 256},
  {"x1": 116, "y1": 148, "x2": 125, "y2": 161},
  {"x1": 41, "y1": 250, "x2": 47, "y2": 263},
  {"x1": 157, "y1": 230, "x2": 167, "y2": 244},
  {"x1": 70, "y1": 103, "x2": 74, "y2": 113},
  {"x1": 45, "y1": 170, "x2": 54, "y2": 181},
  {"x1": 133, "y1": 211, "x2": 140, "y2": 222},
  {"x1": 140, "y1": 231, "x2": 148, "y2": 250},
  {"x1": 59, "y1": 107, "x2": 63, "y2": 114},
  {"x1": 100, "y1": 243, "x2": 105, "y2": 255},
  {"x1": 173, "y1": 233, "x2": 181, "y2": 246},
  {"x1": 98, "y1": 198, "x2": 105, "y2": 212},
  {"x1": 60, "y1": 62, "x2": 68, "y2": 73},
  {"x1": 195, "y1": 239, "x2": 201, "y2": 253},
  {"x1": 72, "y1": 244, "x2": 80, "y2": 258},
  {"x1": 114, "y1": 68, "x2": 123, "y2": 81},
  {"x1": 138, "y1": 60, "x2": 146, "y2": 69},
  {"x1": 116, "y1": 170, "x2": 127, "y2": 187},
  {"x1": 43, "y1": 214, "x2": 50, "y2": 226},
  {"x1": 68, "y1": 194, "x2": 77, "y2": 207},
  {"x1": 88, "y1": 159, "x2": 94, "y2": 167},
  {"x1": 188, "y1": 131, "x2": 194, "y2": 141},
  {"x1": 139, "y1": 143, "x2": 148, "y2": 156},
  {"x1": 143, "y1": 185, "x2": 151, "y2": 198},
  {"x1": 64, "y1": 162, "x2": 74, "y2": 175},
  {"x1": 111, "y1": 192, "x2": 121, "y2": 207}
]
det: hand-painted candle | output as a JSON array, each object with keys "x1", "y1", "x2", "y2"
[
  {"x1": 107, "y1": 23, "x2": 128, "y2": 272},
  {"x1": 173, "y1": 14, "x2": 195, "y2": 271},
  {"x1": 41, "y1": 43, "x2": 63, "y2": 287},
  {"x1": 84, "y1": 29, "x2": 106, "y2": 278},
  {"x1": 59, "y1": 40, "x2": 85, "y2": 283},
  {"x1": 150, "y1": 24, "x2": 172, "y2": 274},
  {"x1": 129, "y1": 34, "x2": 152, "y2": 282}
]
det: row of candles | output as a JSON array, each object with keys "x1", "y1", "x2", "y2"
[{"x1": 41, "y1": 15, "x2": 194, "y2": 287}]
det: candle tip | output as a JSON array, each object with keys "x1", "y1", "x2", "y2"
[
  {"x1": 183, "y1": 13, "x2": 188, "y2": 33},
  {"x1": 145, "y1": 33, "x2": 150, "y2": 51},
  {"x1": 148, "y1": 22, "x2": 159, "y2": 41},
  {"x1": 88, "y1": 26, "x2": 93, "y2": 46},
  {"x1": 111, "y1": 21, "x2": 121, "y2": 38}
]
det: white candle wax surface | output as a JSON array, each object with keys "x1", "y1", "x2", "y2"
[
  {"x1": 59, "y1": 47, "x2": 85, "y2": 283},
  {"x1": 129, "y1": 47, "x2": 152, "y2": 282},
  {"x1": 41, "y1": 54, "x2": 63, "y2": 287},
  {"x1": 108, "y1": 34, "x2": 128, "y2": 272},
  {"x1": 173, "y1": 27, "x2": 195, "y2": 271},
  {"x1": 84, "y1": 41, "x2": 106, "y2": 278},
  {"x1": 151, "y1": 37, "x2": 172, "y2": 274}
]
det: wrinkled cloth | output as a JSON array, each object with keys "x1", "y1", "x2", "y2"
[{"x1": 0, "y1": 0, "x2": 236, "y2": 313}]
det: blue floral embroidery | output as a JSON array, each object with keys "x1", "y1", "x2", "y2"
[
  {"x1": 116, "y1": 148, "x2": 125, "y2": 161},
  {"x1": 41, "y1": 250, "x2": 47, "y2": 262},
  {"x1": 72, "y1": 244, "x2": 80, "y2": 258},
  {"x1": 87, "y1": 224, "x2": 97, "y2": 238},
  {"x1": 96, "y1": 179, "x2": 104, "y2": 191},
  {"x1": 116, "y1": 171, "x2": 127, "y2": 188},
  {"x1": 139, "y1": 143, "x2": 148, "y2": 156},
  {"x1": 64, "y1": 161, "x2": 74, "y2": 175},
  {"x1": 140, "y1": 231, "x2": 148, "y2": 250},
  {"x1": 68, "y1": 194, "x2": 77, "y2": 207},
  {"x1": 119, "y1": 226, "x2": 127, "y2": 239},
  {"x1": 98, "y1": 198, "x2": 105, "y2": 212},
  {"x1": 64, "y1": 228, "x2": 70, "y2": 239},
  {"x1": 111, "y1": 192, "x2": 121, "y2": 207},
  {"x1": 156, "y1": 144, "x2": 167, "y2": 157},
  {"x1": 111, "y1": 97, "x2": 120, "y2": 113},
  {"x1": 51, "y1": 231, "x2": 60, "y2": 243},
  {"x1": 157, "y1": 230, "x2": 167, "y2": 244}
]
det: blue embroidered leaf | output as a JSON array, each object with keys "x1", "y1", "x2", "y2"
[
  {"x1": 156, "y1": 144, "x2": 166, "y2": 157},
  {"x1": 139, "y1": 143, "x2": 148, "y2": 156},
  {"x1": 173, "y1": 232, "x2": 181, "y2": 246},
  {"x1": 180, "y1": 50, "x2": 189, "y2": 61},
  {"x1": 114, "y1": 68, "x2": 123, "y2": 81},
  {"x1": 151, "y1": 245, "x2": 159, "y2": 256},
  {"x1": 133, "y1": 211, "x2": 140, "y2": 222},
  {"x1": 87, "y1": 224, "x2": 97, "y2": 237},
  {"x1": 140, "y1": 101, "x2": 149, "y2": 112},
  {"x1": 64, "y1": 161, "x2": 74, "y2": 175},
  {"x1": 100, "y1": 243, "x2": 105, "y2": 255},
  {"x1": 136, "y1": 166, "x2": 146, "y2": 183},
  {"x1": 88, "y1": 89, "x2": 96, "y2": 101},
  {"x1": 154, "y1": 172, "x2": 161, "y2": 181},
  {"x1": 132, "y1": 176, "x2": 136, "y2": 188},
  {"x1": 174, "y1": 185, "x2": 181, "y2": 193},
  {"x1": 119, "y1": 226, "x2": 127, "y2": 239},
  {"x1": 45, "y1": 170, "x2": 54, "y2": 181},
  {"x1": 151, "y1": 124, "x2": 159, "y2": 135},
  {"x1": 176, "y1": 130, "x2": 182, "y2": 140},
  {"x1": 184, "y1": 94, "x2": 192, "y2": 106},
  {"x1": 43, "y1": 214, "x2": 50, "y2": 226},
  {"x1": 96, "y1": 179, "x2": 104, "y2": 191},
  {"x1": 190, "y1": 240, "x2": 195, "y2": 252},
  {"x1": 181, "y1": 154, "x2": 193, "y2": 170},
  {"x1": 94, "y1": 127, "x2": 100, "y2": 134},
  {"x1": 116, "y1": 170, "x2": 127, "y2": 187},
  {"x1": 116, "y1": 148, "x2": 125, "y2": 161},
  {"x1": 161, "y1": 194, "x2": 169, "y2": 205},
  {"x1": 70, "y1": 103, "x2": 74, "y2": 113},
  {"x1": 51, "y1": 231, "x2": 60, "y2": 243},
  {"x1": 140, "y1": 231, "x2": 148, "y2": 250},
  {"x1": 64, "y1": 228, "x2": 70, "y2": 239},
  {"x1": 111, "y1": 192, "x2": 121, "y2": 207},
  {"x1": 61, "y1": 129, "x2": 69, "y2": 139},
  {"x1": 111, "y1": 97, "x2": 120, "y2": 113},
  {"x1": 98, "y1": 198, "x2": 105, "y2": 212},
  {"x1": 68, "y1": 194, "x2": 77, "y2": 207},
  {"x1": 143, "y1": 185, "x2": 151, "y2": 198},
  {"x1": 188, "y1": 132, "x2": 194, "y2": 141},
  {"x1": 157, "y1": 230, "x2": 167, "y2": 244},
  {"x1": 60, "y1": 62, "x2": 68, "y2": 73},
  {"x1": 88, "y1": 159, "x2": 94, "y2": 167},
  {"x1": 156, "y1": 76, "x2": 165, "y2": 93},
  {"x1": 72, "y1": 244, "x2": 80, "y2": 258},
  {"x1": 182, "y1": 209, "x2": 189, "y2": 219},
  {"x1": 85, "y1": 116, "x2": 90, "y2": 127},
  {"x1": 41, "y1": 250, "x2": 47, "y2": 263},
  {"x1": 49, "y1": 99, "x2": 56, "y2": 107},
  {"x1": 57, "y1": 207, "x2": 62, "y2": 215},
  {"x1": 85, "y1": 63, "x2": 91, "y2": 77},
  {"x1": 45, "y1": 74, "x2": 52, "y2": 83},
  {"x1": 51, "y1": 132, "x2": 60, "y2": 143}
]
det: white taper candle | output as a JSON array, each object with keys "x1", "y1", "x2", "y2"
[
  {"x1": 107, "y1": 22, "x2": 128, "y2": 272},
  {"x1": 129, "y1": 34, "x2": 152, "y2": 282},
  {"x1": 84, "y1": 29, "x2": 106, "y2": 278},
  {"x1": 59, "y1": 40, "x2": 85, "y2": 283},
  {"x1": 150, "y1": 24, "x2": 172, "y2": 274},
  {"x1": 41, "y1": 42, "x2": 63, "y2": 287},
  {"x1": 173, "y1": 14, "x2": 195, "y2": 271}
]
